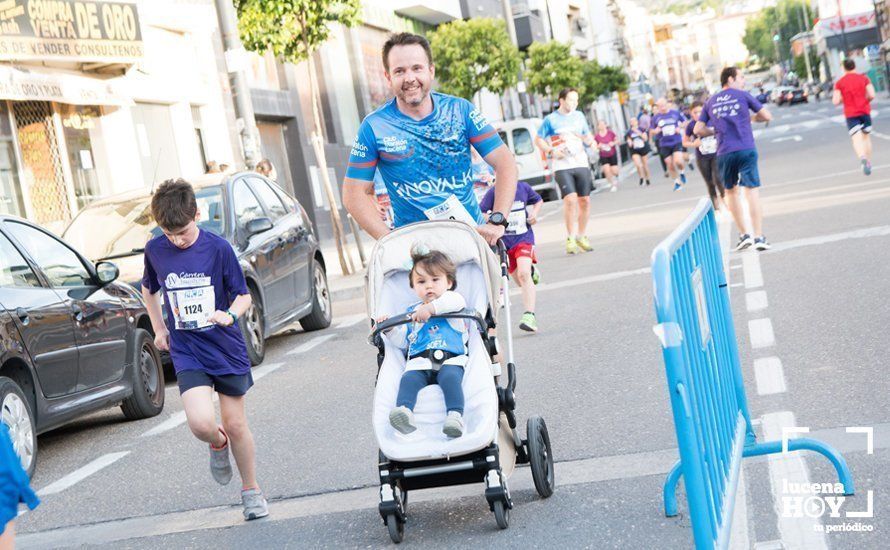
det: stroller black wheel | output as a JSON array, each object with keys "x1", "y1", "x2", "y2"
[
  {"x1": 386, "y1": 513, "x2": 404, "y2": 543},
  {"x1": 493, "y1": 500, "x2": 510, "y2": 529},
  {"x1": 527, "y1": 416, "x2": 555, "y2": 498}
]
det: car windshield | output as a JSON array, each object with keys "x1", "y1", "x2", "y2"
[{"x1": 64, "y1": 185, "x2": 225, "y2": 260}]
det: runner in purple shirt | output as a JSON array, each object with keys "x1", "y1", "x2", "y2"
[
  {"x1": 696, "y1": 66, "x2": 772, "y2": 251},
  {"x1": 650, "y1": 98, "x2": 688, "y2": 191},
  {"x1": 480, "y1": 181, "x2": 543, "y2": 332}
]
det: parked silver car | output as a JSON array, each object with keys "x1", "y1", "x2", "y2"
[{"x1": 63, "y1": 172, "x2": 332, "y2": 366}]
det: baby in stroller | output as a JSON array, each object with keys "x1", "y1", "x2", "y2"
[{"x1": 380, "y1": 248, "x2": 469, "y2": 438}]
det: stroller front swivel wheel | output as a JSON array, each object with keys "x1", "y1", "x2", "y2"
[
  {"x1": 493, "y1": 500, "x2": 510, "y2": 529},
  {"x1": 386, "y1": 513, "x2": 404, "y2": 543}
]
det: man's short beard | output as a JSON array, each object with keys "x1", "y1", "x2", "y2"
[{"x1": 399, "y1": 85, "x2": 428, "y2": 106}]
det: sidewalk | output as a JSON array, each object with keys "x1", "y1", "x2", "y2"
[{"x1": 321, "y1": 239, "x2": 368, "y2": 303}]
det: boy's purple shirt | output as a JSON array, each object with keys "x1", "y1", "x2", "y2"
[{"x1": 479, "y1": 181, "x2": 542, "y2": 249}]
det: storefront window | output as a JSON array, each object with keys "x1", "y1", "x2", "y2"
[
  {"x1": 59, "y1": 104, "x2": 103, "y2": 210},
  {"x1": 0, "y1": 102, "x2": 25, "y2": 217}
]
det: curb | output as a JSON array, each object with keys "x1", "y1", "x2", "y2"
[{"x1": 331, "y1": 285, "x2": 365, "y2": 303}]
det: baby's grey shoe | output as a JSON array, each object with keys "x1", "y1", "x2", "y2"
[
  {"x1": 242, "y1": 488, "x2": 269, "y2": 521},
  {"x1": 443, "y1": 411, "x2": 464, "y2": 438},
  {"x1": 390, "y1": 406, "x2": 417, "y2": 434},
  {"x1": 209, "y1": 429, "x2": 232, "y2": 485}
]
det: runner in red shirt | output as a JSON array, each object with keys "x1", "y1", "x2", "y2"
[{"x1": 833, "y1": 59, "x2": 877, "y2": 175}]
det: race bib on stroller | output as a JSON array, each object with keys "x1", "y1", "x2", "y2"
[
  {"x1": 662, "y1": 124, "x2": 676, "y2": 136},
  {"x1": 169, "y1": 286, "x2": 215, "y2": 330},
  {"x1": 632, "y1": 137, "x2": 645, "y2": 149},
  {"x1": 507, "y1": 200, "x2": 527, "y2": 235},
  {"x1": 424, "y1": 195, "x2": 476, "y2": 225},
  {"x1": 699, "y1": 136, "x2": 717, "y2": 155}
]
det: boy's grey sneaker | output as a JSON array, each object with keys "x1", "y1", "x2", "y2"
[
  {"x1": 209, "y1": 432, "x2": 233, "y2": 486},
  {"x1": 389, "y1": 406, "x2": 417, "y2": 434},
  {"x1": 241, "y1": 488, "x2": 269, "y2": 521},
  {"x1": 734, "y1": 234, "x2": 754, "y2": 251},
  {"x1": 443, "y1": 411, "x2": 464, "y2": 438},
  {"x1": 753, "y1": 236, "x2": 771, "y2": 251}
]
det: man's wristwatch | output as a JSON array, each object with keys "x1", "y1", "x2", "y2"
[
  {"x1": 488, "y1": 212, "x2": 509, "y2": 228},
  {"x1": 226, "y1": 309, "x2": 238, "y2": 324}
]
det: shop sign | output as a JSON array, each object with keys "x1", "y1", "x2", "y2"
[
  {"x1": 0, "y1": 0, "x2": 143, "y2": 64},
  {"x1": 0, "y1": 64, "x2": 130, "y2": 105},
  {"x1": 816, "y1": 12, "x2": 877, "y2": 37}
]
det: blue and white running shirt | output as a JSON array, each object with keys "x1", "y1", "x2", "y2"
[{"x1": 345, "y1": 92, "x2": 504, "y2": 228}]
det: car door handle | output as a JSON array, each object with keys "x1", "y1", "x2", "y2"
[
  {"x1": 15, "y1": 307, "x2": 30, "y2": 326},
  {"x1": 72, "y1": 304, "x2": 101, "y2": 323}
]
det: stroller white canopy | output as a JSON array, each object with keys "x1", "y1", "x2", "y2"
[
  {"x1": 364, "y1": 221, "x2": 502, "y2": 320},
  {"x1": 365, "y1": 221, "x2": 504, "y2": 462}
]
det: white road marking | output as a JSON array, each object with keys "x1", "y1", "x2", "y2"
[
  {"x1": 515, "y1": 266, "x2": 651, "y2": 295},
  {"x1": 748, "y1": 318, "x2": 775, "y2": 349},
  {"x1": 286, "y1": 333, "x2": 336, "y2": 355},
  {"x1": 335, "y1": 313, "x2": 366, "y2": 329},
  {"x1": 37, "y1": 452, "x2": 130, "y2": 497},
  {"x1": 731, "y1": 264, "x2": 742, "y2": 270},
  {"x1": 764, "y1": 225, "x2": 890, "y2": 254},
  {"x1": 141, "y1": 411, "x2": 187, "y2": 437},
  {"x1": 754, "y1": 357, "x2": 787, "y2": 395},
  {"x1": 761, "y1": 411, "x2": 828, "y2": 550},
  {"x1": 771, "y1": 135, "x2": 802, "y2": 143},
  {"x1": 745, "y1": 290, "x2": 768, "y2": 312},
  {"x1": 731, "y1": 282, "x2": 743, "y2": 288},
  {"x1": 742, "y1": 252, "x2": 763, "y2": 289},
  {"x1": 250, "y1": 362, "x2": 284, "y2": 382}
]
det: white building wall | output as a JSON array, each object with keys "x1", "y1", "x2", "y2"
[{"x1": 98, "y1": 0, "x2": 238, "y2": 193}]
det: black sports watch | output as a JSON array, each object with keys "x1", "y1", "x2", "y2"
[{"x1": 487, "y1": 211, "x2": 509, "y2": 228}]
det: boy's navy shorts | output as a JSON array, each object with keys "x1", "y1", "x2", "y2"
[{"x1": 178, "y1": 369, "x2": 254, "y2": 396}]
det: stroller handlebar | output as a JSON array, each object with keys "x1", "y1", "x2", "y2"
[{"x1": 369, "y1": 308, "x2": 488, "y2": 348}]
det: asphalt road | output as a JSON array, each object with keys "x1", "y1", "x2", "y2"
[{"x1": 14, "y1": 98, "x2": 890, "y2": 549}]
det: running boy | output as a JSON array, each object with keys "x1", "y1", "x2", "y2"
[
  {"x1": 480, "y1": 180, "x2": 543, "y2": 332},
  {"x1": 142, "y1": 179, "x2": 268, "y2": 521},
  {"x1": 833, "y1": 59, "x2": 876, "y2": 175},
  {"x1": 385, "y1": 250, "x2": 468, "y2": 438}
]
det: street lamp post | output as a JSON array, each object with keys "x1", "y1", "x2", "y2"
[{"x1": 797, "y1": 4, "x2": 815, "y2": 82}]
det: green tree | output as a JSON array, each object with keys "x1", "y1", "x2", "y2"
[
  {"x1": 428, "y1": 18, "x2": 520, "y2": 101},
  {"x1": 580, "y1": 60, "x2": 630, "y2": 104},
  {"x1": 524, "y1": 41, "x2": 585, "y2": 106},
  {"x1": 235, "y1": 0, "x2": 361, "y2": 275},
  {"x1": 743, "y1": 0, "x2": 814, "y2": 66}
]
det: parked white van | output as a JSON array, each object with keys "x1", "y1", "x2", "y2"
[{"x1": 494, "y1": 118, "x2": 561, "y2": 201}]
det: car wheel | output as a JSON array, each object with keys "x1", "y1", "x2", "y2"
[
  {"x1": 240, "y1": 286, "x2": 265, "y2": 366},
  {"x1": 121, "y1": 329, "x2": 165, "y2": 420},
  {"x1": 299, "y1": 260, "x2": 332, "y2": 331},
  {"x1": 0, "y1": 376, "x2": 37, "y2": 477}
]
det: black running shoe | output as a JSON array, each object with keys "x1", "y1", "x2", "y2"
[
  {"x1": 639, "y1": 177, "x2": 644, "y2": 186},
  {"x1": 735, "y1": 234, "x2": 754, "y2": 251}
]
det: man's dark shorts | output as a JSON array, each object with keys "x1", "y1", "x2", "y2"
[
  {"x1": 555, "y1": 167, "x2": 593, "y2": 197},
  {"x1": 178, "y1": 369, "x2": 254, "y2": 396},
  {"x1": 718, "y1": 148, "x2": 761, "y2": 190},
  {"x1": 658, "y1": 143, "x2": 684, "y2": 158},
  {"x1": 846, "y1": 114, "x2": 872, "y2": 135}
]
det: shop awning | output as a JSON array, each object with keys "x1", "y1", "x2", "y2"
[{"x1": 0, "y1": 65, "x2": 131, "y2": 106}]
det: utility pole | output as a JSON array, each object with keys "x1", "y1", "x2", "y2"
[
  {"x1": 215, "y1": 0, "x2": 261, "y2": 168},
  {"x1": 797, "y1": 3, "x2": 814, "y2": 82},
  {"x1": 836, "y1": 0, "x2": 850, "y2": 56},
  {"x1": 501, "y1": 0, "x2": 530, "y2": 118}
]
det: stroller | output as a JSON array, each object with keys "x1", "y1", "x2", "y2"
[{"x1": 366, "y1": 220, "x2": 555, "y2": 543}]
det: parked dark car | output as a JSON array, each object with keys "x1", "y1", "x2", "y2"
[
  {"x1": 1, "y1": 216, "x2": 165, "y2": 476},
  {"x1": 775, "y1": 86, "x2": 808, "y2": 106},
  {"x1": 63, "y1": 171, "x2": 332, "y2": 366}
]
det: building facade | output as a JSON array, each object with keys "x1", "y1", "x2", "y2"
[{"x1": 0, "y1": 0, "x2": 240, "y2": 232}]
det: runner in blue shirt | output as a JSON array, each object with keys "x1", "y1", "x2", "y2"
[{"x1": 343, "y1": 33, "x2": 518, "y2": 245}]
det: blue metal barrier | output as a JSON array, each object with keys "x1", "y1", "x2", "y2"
[{"x1": 652, "y1": 198, "x2": 854, "y2": 549}]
